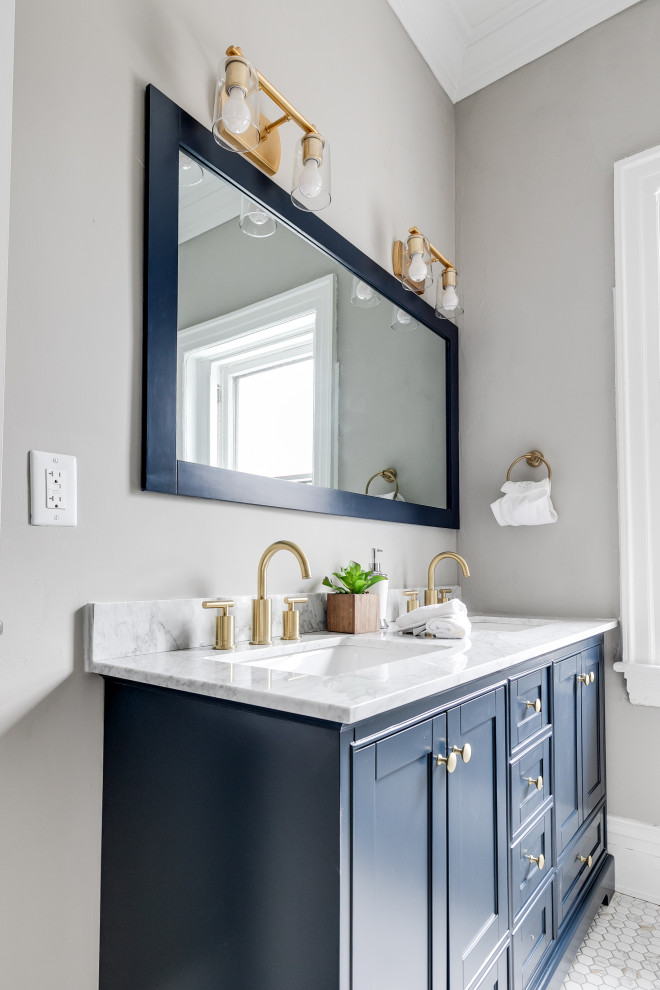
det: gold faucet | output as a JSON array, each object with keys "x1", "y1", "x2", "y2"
[
  {"x1": 425, "y1": 552, "x2": 470, "y2": 606},
  {"x1": 251, "y1": 540, "x2": 311, "y2": 646}
]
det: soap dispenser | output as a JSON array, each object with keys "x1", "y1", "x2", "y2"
[{"x1": 369, "y1": 548, "x2": 389, "y2": 630}]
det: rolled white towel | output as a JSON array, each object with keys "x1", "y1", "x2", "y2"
[
  {"x1": 426, "y1": 615, "x2": 472, "y2": 639},
  {"x1": 490, "y1": 479, "x2": 557, "y2": 527},
  {"x1": 396, "y1": 599, "x2": 466, "y2": 631}
]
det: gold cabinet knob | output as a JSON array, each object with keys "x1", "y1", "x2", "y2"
[
  {"x1": 577, "y1": 673, "x2": 590, "y2": 686},
  {"x1": 202, "y1": 599, "x2": 235, "y2": 651},
  {"x1": 526, "y1": 775, "x2": 543, "y2": 791},
  {"x1": 527, "y1": 853, "x2": 545, "y2": 871},
  {"x1": 577, "y1": 854, "x2": 593, "y2": 868},
  {"x1": 453, "y1": 743, "x2": 472, "y2": 764},
  {"x1": 589, "y1": 671, "x2": 595, "y2": 684},
  {"x1": 403, "y1": 590, "x2": 420, "y2": 612},
  {"x1": 526, "y1": 698, "x2": 542, "y2": 713},
  {"x1": 436, "y1": 751, "x2": 458, "y2": 773}
]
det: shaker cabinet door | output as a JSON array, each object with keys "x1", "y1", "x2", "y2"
[
  {"x1": 352, "y1": 718, "x2": 436, "y2": 990},
  {"x1": 553, "y1": 653, "x2": 582, "y2": 853},
  {"x1": 581, "y1": 646, "x2": 605, "y2": 821},
  {"x1": 447, "y1": 688, "x2": 508, "y2": 990}
]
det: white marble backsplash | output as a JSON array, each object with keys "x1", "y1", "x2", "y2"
[{"x1": 84, "y1": 586, "x2": 462, "y2": 664}]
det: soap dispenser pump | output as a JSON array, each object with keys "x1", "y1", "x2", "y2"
[{"x1": 369, "y1": 548, "x2": 389, "y2": 630}]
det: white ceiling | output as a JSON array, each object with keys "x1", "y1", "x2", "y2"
[{"x1": 386, "y1": 0, "x2": 643, "y2": 102}]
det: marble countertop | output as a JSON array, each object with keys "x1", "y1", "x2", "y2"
[{"x1": 85, "y1": 613, "x2": 618, "y2": 724}]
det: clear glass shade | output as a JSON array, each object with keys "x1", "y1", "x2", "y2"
[
  {"x1": 401, "y1": 233, "x2": 432, "y2": 291},
  {"x1": 178, "y1": 151, "x2": 203, "y2": 187},
  {"x1": 239, "y1": 195, "x2": 277, "y2": 238},
  {"x1": 291, "y1": 134, "x2": 331, "y2": 212},
  {"x1": 213, "y1": 56, "x2": 261, "y2": 153},
  {"x1": 390, "y1": 305, "x2": 419, "y2": 331},
  {"x1": 350, "y1": 277, "x2": 380, "y2": 308},
  {"x1": 435, "y1": 275, "x2": 464, "y2": 319}
]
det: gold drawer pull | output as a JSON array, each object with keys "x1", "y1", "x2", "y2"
[
  {"x1": 527, "y1": 853, "x2": 545, "y2": 871},
  {"x1": 452, "y1": 743, "x2": 472, "y2": 764},
  {"x1": 526, "y1": 698, "x2": 542, "y2": 713},
  {"x1": 526, "y1": 775, "x2": 543, "y2": 791},
  {"x1": 577, "y1": 854, "x2": 593, "y2": 868},
  {"x1": 577, "y1": 672, "x2": 595, "y2": 686},
  {"x1": 436, "y1": 752, "x2": 458, "y2": 773},
  {"x1": 590, "y1": 671, "x2": 595, "y2": 684}
]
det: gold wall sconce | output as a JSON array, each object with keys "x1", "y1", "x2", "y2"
[
  {"x1": 213, "y1": 46, "x2": 331, "y2": 212},
  {"x1": 392, "y1": 226, "x2": 463, "y2": 318}
]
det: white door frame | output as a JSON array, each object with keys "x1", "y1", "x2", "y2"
[{"x1": 613, "y1": 144, "x2": 660, "y2": 706}]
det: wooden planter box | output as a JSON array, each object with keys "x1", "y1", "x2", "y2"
[{"x1": 325, "y1": 593, "x2": 380, "y2": 634}]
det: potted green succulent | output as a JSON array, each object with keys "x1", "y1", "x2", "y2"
[{"x1": 323, "y1": 561, "x2": 386, "y2": 633}]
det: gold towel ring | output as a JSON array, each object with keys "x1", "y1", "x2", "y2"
[
  {"x1": 365, "y1": 467, "x2": 400, "y2": 500},
  {"x1": 506, "y1": 450, "x2": 552, "y2": 482}
]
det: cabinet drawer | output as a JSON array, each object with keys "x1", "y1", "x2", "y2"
[
  {"x1": 511, "y1": 808, "x2": 553, "y2": 920},
  {"x1": 512, "y1": 880, "x2": 555, "y2": 990},
  {"x1": 510, "y1": 737, "x2": 551, "y2": 837},
  {"x1": 557, "y1": 805, "x2": 606, "y2": 928},
  {"x1": 510, "y1": 667, "x2": 550, "y2": 751}
]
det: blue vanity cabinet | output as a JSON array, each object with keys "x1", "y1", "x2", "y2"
[
  {"x1": 98, "y1": 636, "x2": 614, "y2": 990},
  {"x1": 553, "y1": 643, "x2": 605, "y2": 858},
  {"x1": 351, "y1": 689, "x2": 508, "y2": 990}
]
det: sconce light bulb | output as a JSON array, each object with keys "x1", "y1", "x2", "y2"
[
  {"x1": 442, "y1": 285, "x2": 459, "y2": 310},
  {"x1": 408, "y1": 252, "x2": 428, "y2": 283},
  {"x1": 396, "y1": 308, "x2": 411, "y2": 325},
  {"x1": 299, "y1": 159, "x2": 323, "y2": 199},
  {"x1": 222, "y1": 87, "x2": 252, "y2": 135},
  {"x1": 356, "y1": 281, "x2": 374, "y2": 301}
]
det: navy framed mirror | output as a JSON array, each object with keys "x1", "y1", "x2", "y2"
[{"x1": 143, "y1": 85, "x2": 459, "y2": 528}]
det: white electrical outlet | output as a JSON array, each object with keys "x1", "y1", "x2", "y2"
[{"x1": 30, "y1": 451, "x2": 77, "y2": 526}]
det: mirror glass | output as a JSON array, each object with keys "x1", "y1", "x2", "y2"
[{"x1": 177, "y1": 152, "x2": 447, "y2": 508}]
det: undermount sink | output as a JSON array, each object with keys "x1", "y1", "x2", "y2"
[
  {"x1": 228, "y1": 636, "x2": 454, "y2": 677},
  {"x1": 470, "y1": 616, "x2": 551, "y2": 633}
]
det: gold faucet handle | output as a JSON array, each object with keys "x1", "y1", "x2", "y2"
[
  {"x1": 403, "y1": 590, "x2": 420, "y2": 612},
  {"x1": 202, "y1": 600, "x2": 235, "y2": 651},
  {"x1": 282, "y1": 597, "x2": 307, "y2": 642},
  {"x1": 202, "y1": 599, "x2": 235, "y2": 615},
  {"x1": 438, "y1": 588, "x2": 453, "y2": 604}
]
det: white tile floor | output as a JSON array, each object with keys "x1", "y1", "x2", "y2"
[{"x1": 561, "y1": 892, "x2": 660, "y2": 989}]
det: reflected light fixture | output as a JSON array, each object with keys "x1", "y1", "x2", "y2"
[
  {"x1": 213, "y1": 46, "x2": 331, "y2": 212},
  {"x1": 239, "y1": 195, "x2": 277, "y2": 238},
  {"x1": 392, "y1": 226, "x2": 464, "y2": 318},
  {"x1": 178, "y1": 151, "x2": 203, "y2": 187},
  {"x1": 350, "y1": 277, "x2": 380, "y2": 308},
  {"x1": 390, "y1": 305, "x2": 419, "y2": 331}
]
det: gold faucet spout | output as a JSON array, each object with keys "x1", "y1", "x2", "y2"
[
  {"x1": 425, "y1": 552, "x2": 470, "y2": 606},
  {"x1": 256, "y1": 540, "x2": 311, "y2": 600},
  {"x1": 252, "y1": 540, "x2": 311, "y2": 646}
]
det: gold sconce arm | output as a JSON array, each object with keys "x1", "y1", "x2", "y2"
[
  {"x1": 226, "y1": 46, "x2": 319, "y2": 139},
  {"x1": 393, "y1": 226, "x2": 458, "y2": 296}
]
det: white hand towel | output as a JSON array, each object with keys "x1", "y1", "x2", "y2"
[
  {"x1": 490, "y1": 478, "x2": 558, "y2": 527},
  {"x1": 376, "y1": 491, "x2": 406, "y2": 501},
  {"x1": 396, "y1": 599, "x2": 466, "y2": 631},
  {"x1": 426, "y1": 615, "x2": 472, "y2": 639}
]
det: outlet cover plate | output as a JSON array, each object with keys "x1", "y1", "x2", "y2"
[{"x1": 29, "y1": 450, "x2": 77, "y2": 526}]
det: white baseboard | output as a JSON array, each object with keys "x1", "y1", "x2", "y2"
[{"x1": 608, "y1": 815, "x2": 660, "y2": 905}]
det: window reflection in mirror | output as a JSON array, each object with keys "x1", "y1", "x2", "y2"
[{"x1": 177, "y1": 152, "x2": 447, "y2": 509}]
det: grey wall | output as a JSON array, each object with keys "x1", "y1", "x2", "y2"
[
  {"x1": 0, "y1": 0, "x2": 14, "y2": 528},
  {"x1": 0, "y1": 0, "x2": 455, "y2": 986},
  {"x1": 455, "y1": 0, "x2": 660, "y2": 826},
  {"x1": 179, "y1": 212, "x2": 447, "y2": 505}
]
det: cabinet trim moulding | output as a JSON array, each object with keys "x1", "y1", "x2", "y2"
[
  {"x1": 607, "y1": 814, "x2": 660, "y2": 906},
  {"x1": 613, "y1": 144, "x2": 660, "y2": 708}
]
